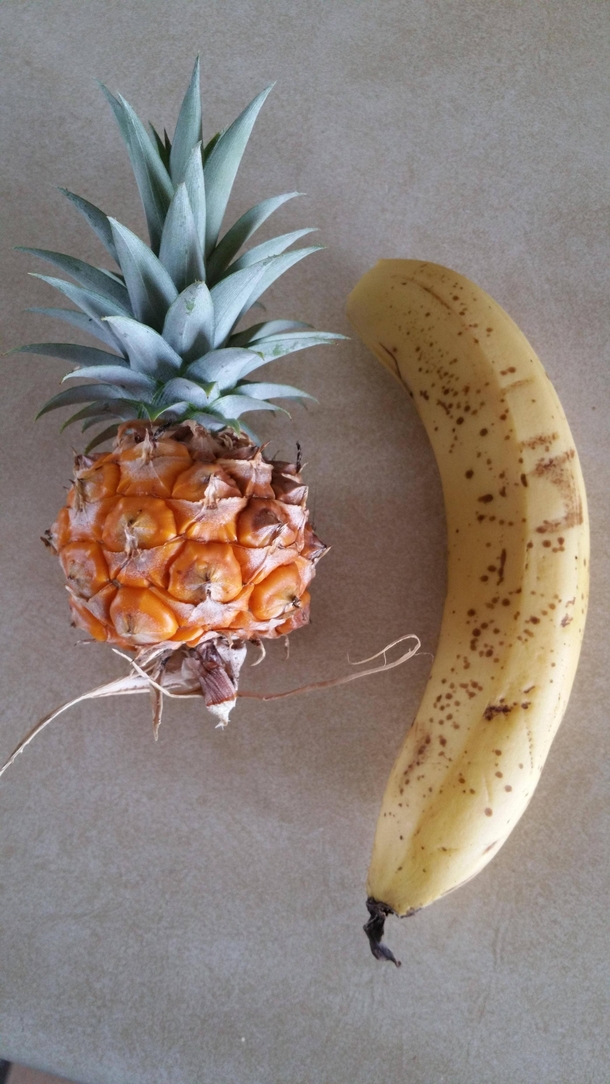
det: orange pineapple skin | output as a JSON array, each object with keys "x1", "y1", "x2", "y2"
[{"x1": 47, "y1": 422, "x2": 326, "y2": 650}]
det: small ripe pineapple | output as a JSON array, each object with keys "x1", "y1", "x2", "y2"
[{"x1": 19, "y1": 59, "x2": 343, "y2": 724}]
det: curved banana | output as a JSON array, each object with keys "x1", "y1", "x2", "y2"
[{"x1": 347, "y1": 261, "x2": 589, "y2": 964}]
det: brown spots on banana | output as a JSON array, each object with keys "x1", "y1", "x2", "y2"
[
  {"x1": 502, "y1": 377, "x2": 535, "y2": 393},
  {"x1": 521, "y1": 432, "x2": 560, "y2": 451},
  {"x1": 533, "y1": 449, "x2": 583, "y2": 533},
  {"x1": 496, "y1": 549, "x2": 507, "y2": 585},
  {"x1": 483, "y1": 702, "x2": 516, "y2": 721}
]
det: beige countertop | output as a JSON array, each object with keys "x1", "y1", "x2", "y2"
[{"x1": 1, "y1": 2, "x2": 608, "y2": 1082}]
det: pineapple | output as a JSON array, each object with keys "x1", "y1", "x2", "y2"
[{"x1": 17, "y1": 59, "x2": 344, "y2": 726}]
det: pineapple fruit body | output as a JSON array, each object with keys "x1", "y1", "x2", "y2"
[{"x1": 48, "y1": 420, "x2": 325, "y2": 652}]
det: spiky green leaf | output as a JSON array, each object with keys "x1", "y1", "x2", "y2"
[
  {"x1": 149, "y1": 123, "x2": 172, "y2": 171},
  {"x1": 61, "y1": 402, "x2": 129, "y2": 430},
  {"x1": 191, "y1": 412, "x2": 232, "y2": 431},
  {"x1": 239, "y1": 329, "x2": 348, "y2": 366},
  {"x1": 85, "y1": 424, "x2": 121, "y2": 452},
  {"x1": 102, "y1": 316, "x2": 182, "y2": 379},
  {"x1": 151, "y1": 401, "x2": 190, "y2": 420},
  {"x1": 228, "y1": 319, "x2": 312, "y2": 347},
  {"x1": 80, "y1": 413, "x2": 114, "y2": 432},
  {"x1": 170, "y1": 57, "x2": 202, "y2": 184},
  {"x1": 203, "y1": 85, "x2": 273, "y2": 256},
  {"x1": 228, "y1": 228, "x2": 318, "y2": 274},
  {"x1": 186, "y1": 347, "x2": 259, "y2": 389},
  {"x1": 205, "y1": 192, "x2": 301, "y2": 284},
  {"x1": 203, "y1": 132, "x2": 220, "y2": 162},
  {"x1": 19, "y1": 248, "x2": 130, "y2": 311},
  {"x1": 210, "y1": 393, "x2": 285, "y2": 419},
  {"x1": 100, "y1": 85, "x2": 174, "y2": 251},
  {"x1": 98, "y1": 267, "x2": 125, "y2": 286},
  {"x1": 61, "y1": 400, "x2": 147, "y2": 432},
  {"x1": 37, "y1": 383, "x2": 145, "y2": 418},
  {"x1": 59, "y1": 190, "x2": 119, "y2": 263},
  {"x1": 14, "y1": 342, "x2": 127, "y2": 367},
  {"x1": 183, "y1": 142, "x2": 206, "y2": 254},
  {"x1": 209, "y1": 262, "x2": 269, "y2": 347},
  {"x1": 62, "y1": 366, "x2": 155, "y2": 392},
  {"x1": 242, "y1": 246, "x2": 323, "y2": 312},
  {"x1": 162, "y1": 281, "x2": 214, "y2": 360},
  {"x1": 158, "y1": 184, "x2": 204, "y2": 291},
  {"x1": 30, "y1": 275, "x2": 132, "y2": 323},
  {"x1": 109, "y1": 219, "x2": 178, "y2": 330},
  {"x1": 157, "y1": 377, "x2": 215, "y2": 410},
  {"x1": 235, "y1": 381, "x2": 314, "y2": 401},
  {"x1": 26, "y1": 307, "x2": 121, "y2": 350}
]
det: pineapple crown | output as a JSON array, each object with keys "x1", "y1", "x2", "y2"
[{"x1": 16, "y1": 57, "x2": 346, "y2": 450}]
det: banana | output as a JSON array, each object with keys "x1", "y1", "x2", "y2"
[{"x1": 347, "y1": 261, "x2": 589, "y2": 964}]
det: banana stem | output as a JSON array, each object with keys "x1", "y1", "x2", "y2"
[
  {"x1": 364, "y1": 898, "x2": 402, "y2": 966},
  {"x1": 363, "y1": 897, "x2": 421, "y2": 966}
]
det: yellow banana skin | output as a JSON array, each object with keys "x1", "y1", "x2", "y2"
[{"x1": 347, "y1": 261, "x2": 589, "y2": 961}]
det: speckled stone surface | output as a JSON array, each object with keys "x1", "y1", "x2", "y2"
[{"x1": 0, "y1": 3, "x2": 608, "y2": 1082}]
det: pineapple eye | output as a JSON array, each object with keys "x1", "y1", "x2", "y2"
[
  {"x1": 117, "y1": 440, "x2": 191, "y2": 498},
  {"x1": 101, "y1": 497, "x2": 177, "y2": 552},
  {"x1": 68, "y1": 597, "x2": 108, "y2": 642},
  {"x1": 237, "y1": 499, "x2": 293, "y2": 547},
  {"x1": 172, "y1": 463, "x2": 227, "y2": 501},
  {"x1": 109, "y1": 586, "x2": 179, "y2": 644},
  {"x1": 167, "y1": 542, "x2": 243, "y2": 603},
  {"x1": 59, "y1": 540, "x2": 110, "y2": 599},
  {"x1": 249, "y1": 563, "x2": 302, "y2": 621},
  {"x1": 74, "y1": 461, "x2": 120, "y2": 503}
]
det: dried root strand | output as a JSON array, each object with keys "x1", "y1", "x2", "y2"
[
  {"x1": 250, "y1": 638, "x2": 266, "y2": 668},
  {"x1": 0, "y1": 633, "x2": 421, "y2": 779},
  {"x1": 238, "y1": 633, "x2": 421, "y2": 702},
  {"x1": 0, "y1": 673, "x2": 151, "y2": 780}
]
